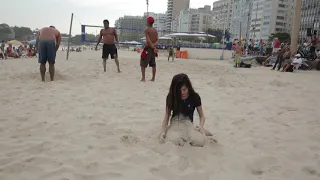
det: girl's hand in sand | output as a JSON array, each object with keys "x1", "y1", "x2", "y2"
[{"x1": 159, "y1": 132, "x2": 166, "y2": 144}]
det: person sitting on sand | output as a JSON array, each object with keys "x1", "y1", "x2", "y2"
[
  {"x1": 159, "y1": 73, "x2": 212, "y2": 147},
  {"x1": 282, "y1": 54, "x2": 302, "y2": 72}
]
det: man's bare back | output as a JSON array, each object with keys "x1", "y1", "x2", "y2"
[
  {"x1": 145, "y1": 27, "x2": 158, "y2": 49},
  {"x1": 101, "y1": 28, "x2": 116, "y2": 44}
]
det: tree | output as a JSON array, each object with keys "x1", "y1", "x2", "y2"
[
  {"x1": 71, "y1": 34, "x2": 98, "y2": 45},
  {"x1": 0, "y1": 23, "x2": 15, "y2": 41},
  {"x1": 206, "y1": 28, "x2": 230, "y2": 43},
  {"x1": 268, "y1": 32, "x2": 291, "y2": 43},
  {"x1": 12, "y1": 26, "x2": 33, "y2": 41}
]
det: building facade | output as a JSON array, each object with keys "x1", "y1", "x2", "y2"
[
  {"x1": 299, "y1": 0, "x2": 320, "y2": 42},
  {"x1": 115, "y1": 15, "x2": 146, "y2": 42},
  {"x1": 230, "y1": 0, "x2": 252, "y2": 40},
  {"x1": 166, "y1": 0, "x2": 190, "y2": 32},
  {"x1": 177, "y1": 6, "x2": 213, "y2": 33},
  {"x1": 212, "y1": 0, "x2": 233, "y2": 31},
  {"x1": 249, "y1": 0, "x2": 294, "y2": 41}
]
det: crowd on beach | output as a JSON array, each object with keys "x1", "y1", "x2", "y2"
[
  {"x1": 0, "y1": 40, "x2": 37, "y2": 59},
  {"x1": 232, "y1": 34, "x2": 320, "y2": 71}
]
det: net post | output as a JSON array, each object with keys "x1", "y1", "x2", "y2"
[{"x1": 66, "y1": 13, "x2": 74, "y2": 60}]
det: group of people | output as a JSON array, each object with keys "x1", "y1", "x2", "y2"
[
  {"x1": 35, "y1": 17, "x2": 211, "y2": 147},
  {"x1": 0, "y1": 41, "x2": 37, "y2": 59}
]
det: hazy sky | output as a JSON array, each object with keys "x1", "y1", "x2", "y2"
[{"x1": 0, "y1": 0, "x2": 217, "y2": 35}]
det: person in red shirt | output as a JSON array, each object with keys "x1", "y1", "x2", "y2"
[{"x1": 273, "y1": 38, "x2": 280, "y2": 53}]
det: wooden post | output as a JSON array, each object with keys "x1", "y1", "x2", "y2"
[
  {"x1": 220, "y1": 0, "x2": 232, "y2": 60},
  {"x1": 66, "y1": 13, "x2": 74, "y2": 60},
  {"x1": 290, "y1": 0, "x2": 302, "y2": 55}
]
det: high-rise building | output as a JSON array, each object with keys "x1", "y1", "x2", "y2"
[
  {"x1": 230, "y1": 0, "x2": 252, "y2": 40},
  {"x1": 249, "y1": 0, "x2": 294, "y2": 41},
  {"x1": 212, "y1": 0, "x2": 233, "y2": 31},
  {"x1": 115, "y1": 15, "x2": 146, "y2": 42},
  {"x1": 145, "y1": 12, "x2": 167, "y2": 37},
  {"x1": 177, "y1": 6, "x2": 213, "y2": 33},
  {"x1": 299, "y1": 0, "x2": 320, "y2": 42},
  {"x1": 166, "y1": 0, "x2": 190, "y2": 32}
]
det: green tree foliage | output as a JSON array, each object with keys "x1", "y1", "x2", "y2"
[
  {"x1": 0, "y1": 23, "x2": 15, "y2": 41},
  {"x1": 12, "y1": 26, "x2": 33, "y2": 41},
  {"x1": 206, "y1": 28, "x2": 230, "y2": 43},
  {"x1": 71, "y1": 34, "x2": 98, "y2": 45},
  {"x1": 268, "y1": 32, "x2": 291, "y2": 43}
]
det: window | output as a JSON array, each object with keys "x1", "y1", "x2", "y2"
[
  {"x1": 276, "y1": 22, "x2": 284, "y2": 25},
  {"x1": 279, "y1": 4, "x2": 286, "y2": 8},
  {"x1": 277, "y1": 16, "x2": 285, "y2": 20}
]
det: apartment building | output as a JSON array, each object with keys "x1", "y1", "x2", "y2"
[
  {"x1": 230, "y1": 0, "x2": 253, "y2": 40},
  {"x1": 115, "y1": 16, "x2": 145, "y2": 42},
  {"x1": 212, "y1": 0, "x2": 233, "y2": 31},
  {"x1": 166, "y1": 0, "x2": 190, "y2": 32},
  {"x1": 177, "y1": 6, "x2": 213, "y2": 33},
  {"x1": 299, "y1": 0, "x2": 320, "y2": 41},
  {"x1": 249, "y1": 0, "x2": 294, "y2": 41}
]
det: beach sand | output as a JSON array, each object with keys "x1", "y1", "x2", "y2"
[{"x1": 0, "y1": 50, "x2": 320, "y2": 180}]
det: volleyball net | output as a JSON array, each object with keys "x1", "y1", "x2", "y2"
[{"x1": 80, "y1": 24, "x2": 230, "y2": 49}]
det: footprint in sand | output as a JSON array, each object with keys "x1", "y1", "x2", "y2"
[
  {"x1": 302, "y1": 166, "x2": 320, "y2": 177},
  {"x1": 120, "y1": 134, "x2": 140, "y2": 144}
]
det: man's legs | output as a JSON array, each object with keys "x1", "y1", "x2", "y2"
[
  {"x1": 48, "y1": 63, "x2": 55, "y2": 81},
  {"x1": 40, "y1": 63, "x2": 46, "y2": 82},
  {"x1": 113, "y1": 54, "x2": 121, "y2": 73},
  {"x1": 103, "y1": 58, "x2": 107, "y2": 72},
  {"x1": 151, "y1": 66, "x2": 156, "y2": 81},
  {"x1": 272, "y1": 56, "x2": 280, "y2": 70},
  {"x1": 277, "y1": 58, "x2": 283, "y2": 71},
  {"x1": 140, "y1": 66, "x2": 146, "y2": 82}
]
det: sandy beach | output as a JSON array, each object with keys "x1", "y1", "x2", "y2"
[{"x1": 0, "y1": 50, "x2": 320, "y2": 180}]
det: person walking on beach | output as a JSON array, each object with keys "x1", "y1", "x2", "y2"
[
  {"x1": 159, "y1": 73, "x2": 211, "y2": 147},
  {"x1": 168, "y1": 46, "x2": 174, "y2": 62},
  {"x1": 140, "y1": 16, "x2": 158, "y2": 82},
  {"x1": 95, "y1": 19, "x2": 121, "y2": 73},
  {"x1": 35, "y1": 26, "x2": 61, "y2": 82},
  {"x1": 235, "y1": 42, "x2": 243, "y2": 68}
]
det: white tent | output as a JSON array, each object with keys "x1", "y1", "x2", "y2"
[
  {"x1": 140, "y1": 36, "x2": 172, "y2": 40},
  {"x1": 166, "y1": 33, "x2": 215, "y2": 38},
  {"x1": 120, "y1": 41, "x2": 143, "y2": 45}
]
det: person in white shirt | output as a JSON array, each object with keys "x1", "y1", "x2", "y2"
[{"x1": 282, "y1": 54, "x2": 302, "y2": 72}]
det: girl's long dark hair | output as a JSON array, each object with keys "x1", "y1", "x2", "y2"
[{"x1": 166, "y1": 73, "x2": 196, "y2": 115}]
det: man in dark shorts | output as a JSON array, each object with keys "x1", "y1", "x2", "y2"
[
  {"x1": 95, "y1": 19, "x2": 120, "y2": 73},
  {"x1": 140, "y1": 16, "x2": 158, "y2": 82},
  {"x1": 35, "y1": 26, "x2": 61, "y2": 82}
]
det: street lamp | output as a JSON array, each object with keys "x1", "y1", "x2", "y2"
[
  {"x1": 220, "y1": 0, "x2": 232, "y2": 60},
  {"x1": 146, "y1": 0, "x2": 149, "y2": 17}
]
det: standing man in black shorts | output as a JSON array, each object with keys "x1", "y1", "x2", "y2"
[
  {"x1": 95, "y1": 19, "x2": 121, "y2": 73},
  {"x1": 140, "y1": 16, "x2": 158, "y2": 82}
]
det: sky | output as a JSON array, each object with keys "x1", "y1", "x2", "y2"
[{"x1": 0, "y1": 0, "x2": 217, "y2": 35}]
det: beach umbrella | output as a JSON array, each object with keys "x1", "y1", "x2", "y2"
[
  {"x1": 8, "y1": 40, "x2": 24, "y2": 46},
  {"x1": 29, "y1": 40, "x2": 37, "y2": 45}
]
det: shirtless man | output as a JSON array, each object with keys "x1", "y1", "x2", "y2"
[
  {"x1": 140, "y1": 16, "x2": 158, "y2": 82},
  {"x1": 235, "y1": 42, "x2": 243, "y2": 68},
  {"x1": 95, "y1": 19, "x2": 120, "y2": 73},
  {"x1": 35, "y1": 26, "x2": 61, "y2": 82}
]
